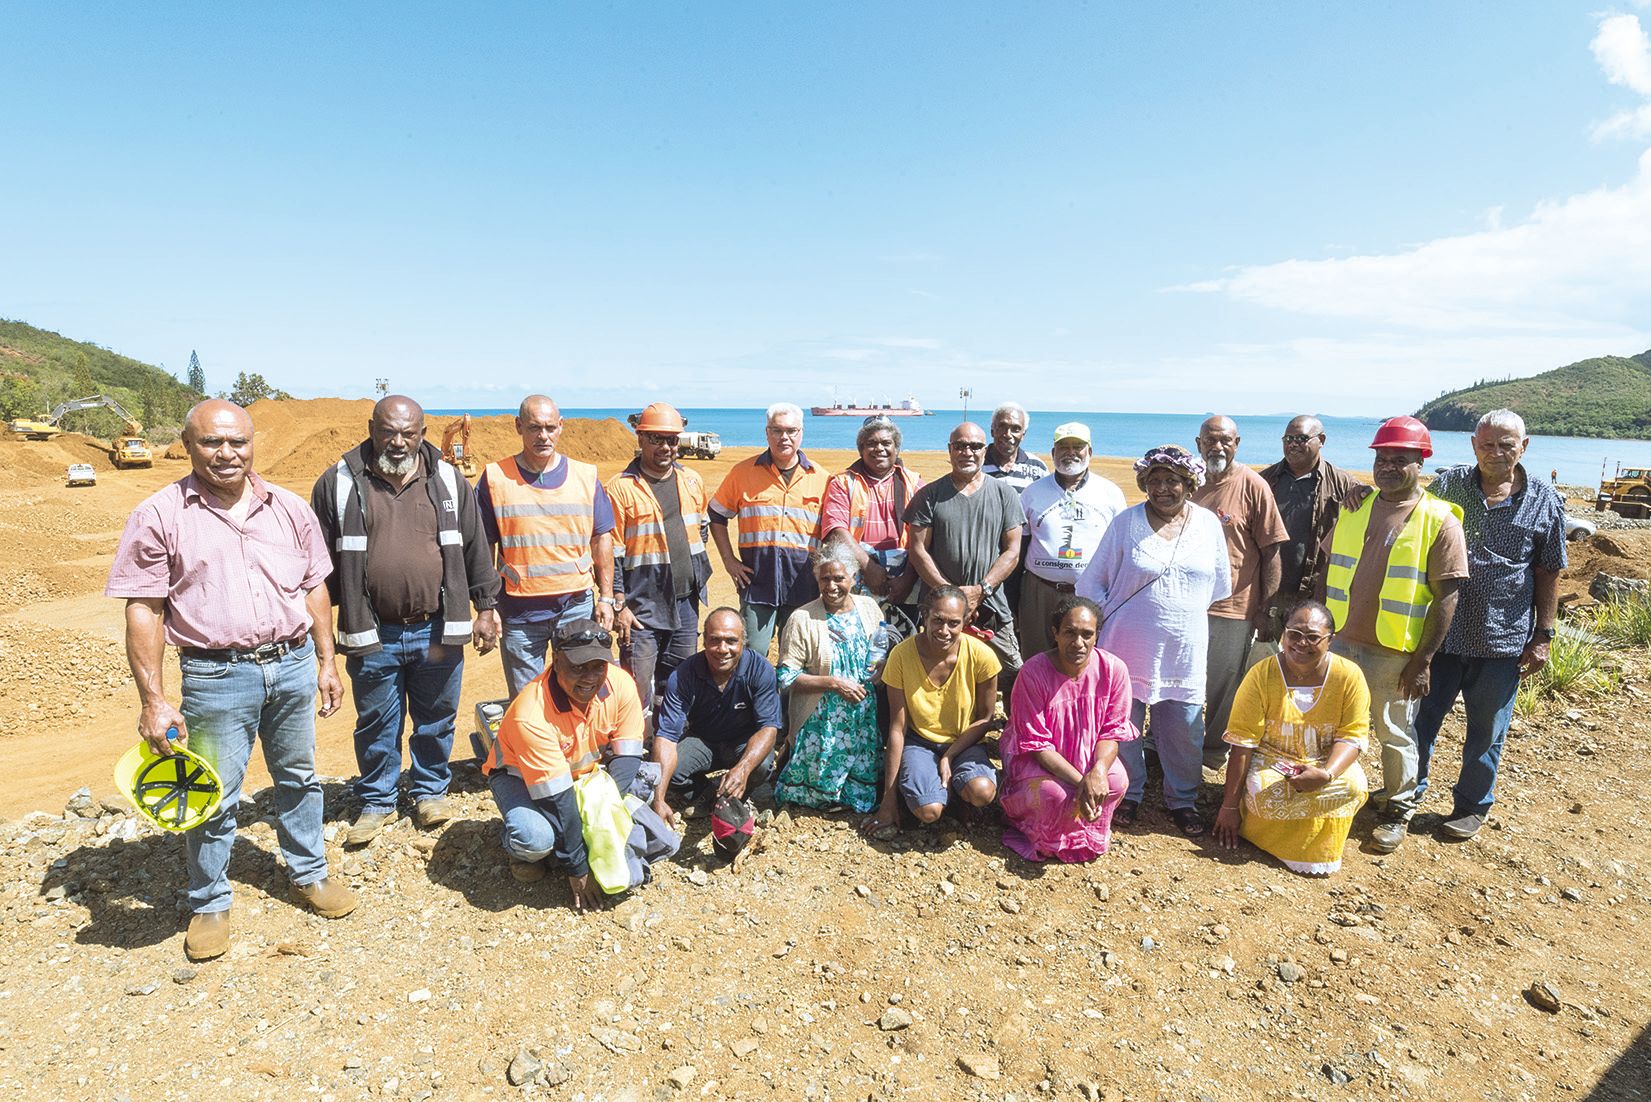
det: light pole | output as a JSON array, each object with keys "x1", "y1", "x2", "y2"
[
  {"x1": 959, "y1": 387, "x2": 973, "y2": 422},
  {"x1": 375, "y1": 378, "x2": 389, "y2": 398}
]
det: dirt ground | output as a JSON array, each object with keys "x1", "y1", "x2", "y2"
[{"x1": 0, "y1": 400, "x2": 1648, "y2": 1101}]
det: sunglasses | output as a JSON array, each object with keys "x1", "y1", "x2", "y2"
[
  {"x1": 1282, "y1": 434, "x2": 1315, "y2": 445},
  {"x1": 641, "y1": 433, "x2": 680, "y2": 447},
  {"x1": 556, "y1": 627, "x2": 613, "y2": 649},
  {"x1": 1283, "y1": 628, "x2": 1330, "y2": 645},
  {"x1": 950, "y1": 441, "x2": 986, "y2": 451}
]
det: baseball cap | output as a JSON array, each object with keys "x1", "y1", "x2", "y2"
[
  {"x1": 1052, "y1": 422, "x2": 1091, "y2": 446},
  {"x1": 710, "y1": 794, "x2": 756, "y2": 860},
  {"x1": 552, "y1": 618, "x2": 614, "y2": 665}
]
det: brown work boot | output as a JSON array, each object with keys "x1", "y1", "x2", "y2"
[
  {"x1": 292, "y1": 877, "x2": 358, "y2": 918},
  {"x1": 509, "y1": 858, "x2": 546, "y2": 883},
  {"x1": 184, "y1": 910, "x2": 231, "y2": 961},
  {"x1": 411, "y1": 797, "x2": 452, "y2": 829},
  {"x1": 345, "y1": 809, "x2": 397, "y2": 847}
]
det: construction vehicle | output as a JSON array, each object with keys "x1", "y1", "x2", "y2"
[
  {"x1": 8, "y1": 394, "x2": 154, "y2": 468},
  {"x1": 441, "y1": 414, "x2": 480, "y2": 478},
  {"x1": 1596, "y1": 462, "x2": 1651, "y2": 519}
]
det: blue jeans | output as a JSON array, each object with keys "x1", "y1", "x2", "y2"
[
  {"x1": 1120, "y1": 699, "x2": 1204, "y2": 810},
  {"x1": 622, "y1": 597, "x2": 699, "y2": 732},
  {"x1": 1414, "y1": 652, "x2": 1522, "y2": 818},
  {"x1": 500, "y1": 591, "x2": 596, "y2": 698},
  {"x1": 488, "y1": 757, "x2": 644, "y2": 869},
  {"x1": 178, "y1": 639, "x2": 328, "y2": 913},
  {"x1": 345, "y1": 620, "x2": 465, "y2": 813},
  {"x1": 741, "y1": 601, "x2": 799, "y2": 665}
]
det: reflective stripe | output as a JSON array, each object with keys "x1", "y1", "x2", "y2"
[
  {"x1": 499, "y1": 531, "x2": 594, "y2": 548},
  {"x1": 437, "y1": 529, "x2": 464, "y2": 547},
  {"x1": 494, "y1": 501, "x2": 595, "y2": 518},
  {"x1": 568, "y1": 750, "x2": 602, "y2": 773},
  {"x1": 611, "y1": 739, "x2": 645, "y2": 757},
  {"x1": 625, "y1": 551, "x2": 671, "y2": 567},
  {"x1": 1386, "y1": 564, "x2": 1427, "y2": 582},
  {"x1": 515, "y1": 556, "x2": 594, "y2": 578},
  {"x1": 443, "y1": 619, "x2": 473, "y2": 634},
  {"x1": 1380, "y1": 598, "x2": 1431, "y2": 619},
  {"x1": 738, "y1": 530, "x2": 817, "y2": 550},
  {"x1": 631, "y1": 522, "x2": 666, "y2": 538},
  {"x1": 338, "y1": 627, "x2": 379, "y2": 648},
  {"x1": 434, "y1": 459, "x2": 459, "y2": 504},
  {"x1": 527, "y1": 774, "x2": 574, "y2": 798},
  {"x1": 334, "y1": 461, "x2": 352, "y2": 535},
  {"x1": 1325, "y1": 586, "x2": 1349, "y2": 603},
  {"x1": 336, "y1": 535, "x2": 368, "y2": 552},
  {"x1": 1327, "y1": 553, "x2": 1357, "y2": 569},
  {"x1": 739, "y1": 504, "x2": 820, "y2": 524}
]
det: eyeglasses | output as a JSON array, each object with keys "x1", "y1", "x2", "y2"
[
  {"x1": 950, "y1": 441, "x2": 986, "y2": 451},
  {"x1": 1282, "y1": 434, "x2": 1315, "y2": 445},
  {"x1": 1283, "y1": 628, "x2": 1330, "y2": 646}
]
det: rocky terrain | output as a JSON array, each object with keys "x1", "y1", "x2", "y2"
[{"x1": 0, "y1": 399, "x2": 1648, "y2": 1100}]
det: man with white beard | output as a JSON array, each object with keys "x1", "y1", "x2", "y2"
[
  {"x1": 1190, "y1": 415, "x2": 1288, "y2": 770},
  {"x1": 312, "y1": 396, "x2": 502, "y2": 845},
  {"x1": 1016, "y1": 423, "x2": 1126, "y2": 657}
]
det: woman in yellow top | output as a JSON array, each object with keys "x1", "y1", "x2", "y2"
[
  {"x1": 864, "y1": 585, "x2": 1001, "y2": 833},
  {"x1": 1214, "y1": 601, "x2": 1370, "y2": 876}
]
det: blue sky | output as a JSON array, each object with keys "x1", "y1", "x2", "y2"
[{"x1": 4, "y1": 2, "x2": 1650, "y2": 415}]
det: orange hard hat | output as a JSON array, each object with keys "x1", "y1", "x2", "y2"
[
  {"x1": 635, "y1": 403, "x2": 686, "y2": 434},
  {"x1": 1369, "y1": 415, "x2": 1433, "y2": 458}
]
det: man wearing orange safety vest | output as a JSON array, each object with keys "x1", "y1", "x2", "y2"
[
  {"x1": 478, "y1": 395, "x2": 618, "y2": 698},
  {"x1": 1321, "y1": 416, "x2": 1468, "y2": 854},
  {"x1": 607, "y1": 403, "x2": 714, "y2": 728},
  {"x1": 709, "y1": 403, "x2": 830, "y2": 660}
]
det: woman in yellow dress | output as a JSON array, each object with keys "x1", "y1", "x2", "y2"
[{"x1": 1213, "y1": 601, "x2": 1370, "y2": 875}]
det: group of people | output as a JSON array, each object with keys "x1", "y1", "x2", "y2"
[{"x1": 107, "y1": 393, "x2": 1566, "y2": 960}]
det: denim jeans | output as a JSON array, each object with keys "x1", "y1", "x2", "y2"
[
  {"x1": 488, "y1": 757, "x2": 643, "y2": 869},
  {"x1": 741, "y1": 601, "x2": 801, "y2": 665},
  {"x1": 1203, "y1": 614, "x2": 1257, "y2": 763},
  {"x1": 345, "y1": 620, "x2": 465, "y2": 813},
  {"x1": 667, "y1": 735, "x2": 776, "y2": 804},
  {"x1": 1414, "y1": 652, "x2": 1522, "y2": 818},
  {"x1": 1120, "y1": 698, "x2": 1204, "y2": 810},
  {"x1": 1332, "y1": 639, "x2": 1421, "y2": 818},
  {"x1": 622, "y1": 597, "x2": 699, "y2": 732},
  {"x1": 178, "y1": 638, "x2": 328, "y2": 914},
  {"x1": 500, "y1": 591, "x2": 597, "y2": 698}
]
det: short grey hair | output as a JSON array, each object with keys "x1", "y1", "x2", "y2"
[
  {"x1": 1477, "y1": 408, "x2": 1527, "y2": 438},
  {"x1": 992, "y1": 402, "x2": 1029, "y2": 427},
  {"x1": 766, "y1": 402, "x2": 804, "y2": 425},
  {"x1": 810, "y1": 540, "x2": 860, "y2": 579},
  {"x1": 856, "y1": 415, "x2": 902, "y2": 451}
]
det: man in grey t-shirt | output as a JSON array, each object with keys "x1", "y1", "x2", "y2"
[{"x1": 904, "y1": 422, "x2": 1025, "y2": 678}]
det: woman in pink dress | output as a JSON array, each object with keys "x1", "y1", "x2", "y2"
[{"x1": 1000, "y1": 596, "x2": 1138, "y2": 863}]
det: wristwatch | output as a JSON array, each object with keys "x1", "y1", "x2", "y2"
[
  {"x1": 1534, "y1": 626, "x2": 1555, "y2": 642},
  {"x1": 980, "y1": 583, "x2": 999, "y2": 598},
  {"x1": 598, "y1": 597, "x2": 619, "y2": 608}
]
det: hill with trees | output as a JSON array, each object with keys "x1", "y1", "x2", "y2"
[
  {"x1": 0, "y1": 320, "x2": 292, "y2": 441},
  {"x1": 1415, "y1": 351, "x2": 1651, "y2": 438}
]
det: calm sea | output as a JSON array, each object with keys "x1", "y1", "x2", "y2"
[{"x1": 430, "y1": 408, "x2": 1651, "y2": 487}]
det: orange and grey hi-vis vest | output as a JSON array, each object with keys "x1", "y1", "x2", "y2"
[{"x1": 484, "y1": 456, "x2": 599, "y2": 597}]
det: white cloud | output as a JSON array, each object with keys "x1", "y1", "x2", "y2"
[{"x1": 1591, "y1": 13, "x2": 1651, "y2": 139}]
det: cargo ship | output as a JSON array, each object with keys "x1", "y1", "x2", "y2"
[{"x1": 810, "y1": 396, "x2": 931, "y2": 417}]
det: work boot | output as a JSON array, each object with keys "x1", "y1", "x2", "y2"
[
  {"x1": 1439, "y1": 813, "x2": 1485, "y2": 840},
  {"x1": 510, "y1": 858, "x2": 546, "y2": 883},
  {"x1": 412, "y1": 797, "x2": 452, "y2": 830},
  {"x1": 292, "y1": 877, "x2": 358, "y2": 918},
  {"x1": 184, "y1": 910, "x2": 231, "y2": 961},
  {"x1": 345, "y1": 809, "x2": 397, "y2": 847},
  {"x1": 1371, "y1": 817, "x2": 1409, "y2": 854}
]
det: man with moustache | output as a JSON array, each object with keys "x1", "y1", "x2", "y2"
[
  {"x1": 109, "y1": 399, "x2": 356, "y2": 961},
  {"x1": 312, "y1": 395, "x2": 501, "y2": 845},
  {"x1": 478, "y1": 394, "x2": 618, "y2": 698},
  {"x1": 1191, "y1": 415, "x2": 1289, "y2": 770},
  {"x1": 983, "y1": 402, "x2": 1050, "y2": 615},
  {"x1": 1412, "y1": 409, "x2": 1566, "y2": 840},
  {"x1": 906, "y1": 422, "x2": 1026, "y2": 679},
  {"x1": 1016, "y1": 422, "x2": 1126, "y2": 656}
]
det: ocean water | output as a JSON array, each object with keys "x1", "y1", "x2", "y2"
[{"x1": 430, "y1": 407, "x2": 1651, "y2": 488}]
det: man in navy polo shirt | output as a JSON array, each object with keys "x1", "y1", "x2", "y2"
[{"x1": 650, "y1": 607, "x2": 782, "y2": 820}]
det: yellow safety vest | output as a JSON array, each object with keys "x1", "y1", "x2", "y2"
[{"x1": 1324, "y1": 494, "x2": 1462, "y2": 653}]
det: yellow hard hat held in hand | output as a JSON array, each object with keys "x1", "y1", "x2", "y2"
[{"x1": 114, "y1": 726, "x2": 224, "y2": 833}]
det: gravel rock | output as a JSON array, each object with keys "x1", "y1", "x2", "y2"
[
  {"x1": 1526, "y1": 980, "x2": 1563, "y2": 1013},
  {"x1": 957, "y1": 1053, "x2": 1000, "y2": 1079},
  {"x1": 667, "y1": 1065, "x2": 697, "y2": 1089},
  {"x1": 506, "y1": 1050, "x2": 540, "y2": 1086},
  {"x1": 878, "y1": 1007, "x2": 914, "y2": 1031},
  {"x1": 1277, "y1": 961, "x2": 1304, "y2": 983}
]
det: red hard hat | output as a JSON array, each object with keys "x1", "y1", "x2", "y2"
[
  {"x1": 1369, "y1": 415, "x2": 1433, "y2": 459},
  {"x1": 635, "y1": 403, "x2": 686, "y2": 434}
]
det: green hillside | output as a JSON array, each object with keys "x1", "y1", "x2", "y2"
[
  {"x1": 1415, "y1": 352, "x2": 1651, "y2": 439},
  {"x1": 0, "y1": 320, "x2": 201, "y2": 439}
]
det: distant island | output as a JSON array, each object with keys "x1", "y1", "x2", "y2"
[{"x1": 1415, "y1": 351, "x2": 1651, "y2": 439}]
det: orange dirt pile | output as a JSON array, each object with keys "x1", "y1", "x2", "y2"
[{"x1": 160, "y1": 399, "x2": 640, "y2": 488}]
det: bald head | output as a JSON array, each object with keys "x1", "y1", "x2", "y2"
[
  {"x1": 948, "y1": 422, "x2": 987, "y2": 479},
  {"x1": 373, "y1": 394, "x2": 423, "y2": 423},
  {"x1": 702, "y1": 606, "x2": 747, "y2": 676},
  {"x1": 1195, "y1": 415, "x2": 1239, "y2": 478},
  {"x1": 182, "y1": 399, "x2": 255, "y2": 501},
  {"x1": 370, "y1": 395, "x2": 426, "y2": 477},
  {"x1": 183, "y1": 398, "x2": 252, "y2": 443},
  {"x1": 515, "y1": 395, "x2": 564, "y2": 471},
  {"x1": 1282, "y1": 414, "x2": 1326, "y2": 474}
]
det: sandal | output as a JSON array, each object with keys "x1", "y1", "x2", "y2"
[
  {"x1": 1114, "y1": 799, "x2": 1140, "y2": 829},
  {"x1": 1170, "y1": 807, "x2": 1208, "y2": 837}
]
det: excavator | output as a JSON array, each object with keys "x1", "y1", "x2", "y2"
[
  {"x1": 441, "y1": 414, "x2": 480, "y2": 478},
  {"x1": 7, "y1": 394, "x2": 154, "y2": 468}
]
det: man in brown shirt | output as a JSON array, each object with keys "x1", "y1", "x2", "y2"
[
  {"x1": 312, "y1": 396, "x2": 501, "y2": 845},
  {"x1": 1191, "y1": 415, "x2": 1289, "y2": 769}
]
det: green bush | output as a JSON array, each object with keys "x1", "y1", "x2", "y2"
[
  {"x1": 1514, "y1": 630, "x2": 1621, "y2": 717},
  {"x1": 1586, "y1": 593, "x2": 1651, "y2": 649}
]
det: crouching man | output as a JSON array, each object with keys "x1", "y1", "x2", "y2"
[{"x1": 481, "y1": 618, "x2": 654, "y2": 909}]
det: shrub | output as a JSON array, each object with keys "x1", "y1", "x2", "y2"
[{"x1": 1515, "y1": 630, "x2": 1621, "y2": 717}]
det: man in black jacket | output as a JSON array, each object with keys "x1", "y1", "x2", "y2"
[{"x1": 312, "y1": 396, "x2": 501, "y2": 844}]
